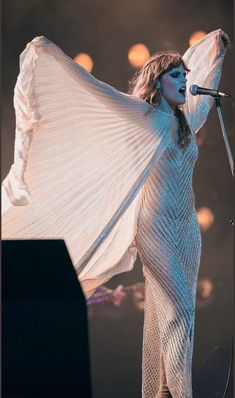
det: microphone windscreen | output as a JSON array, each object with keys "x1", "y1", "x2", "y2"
[{"x1": 189, "y1": 85, "x2": 198, "y2": 96}]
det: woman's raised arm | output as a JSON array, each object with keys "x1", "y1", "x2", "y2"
[{"x1": 182, "y1": 29, "x2": 230, "y2": 134}]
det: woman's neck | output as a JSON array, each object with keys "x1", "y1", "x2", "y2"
[{"x1": 157, "y1": 96, "x2": 176, "y2": 115}]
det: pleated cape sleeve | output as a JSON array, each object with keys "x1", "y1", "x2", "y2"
[
  {"x1": 182, "y1": 28, "x2": 227, "y2": 134},
  {"x1": 2, "y1": 36, "x2": 177, "y2": 297}
]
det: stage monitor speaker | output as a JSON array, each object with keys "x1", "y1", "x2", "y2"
[{"x1": 2, "y1": 239, "x2": 92, "y2": 398}]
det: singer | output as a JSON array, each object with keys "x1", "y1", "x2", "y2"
[{"x1": 2, "y1": 29, "x2": 229, "y2": 397}]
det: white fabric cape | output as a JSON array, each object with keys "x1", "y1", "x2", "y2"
[{"x1": 2, "y1": 30, "x2": 226, "y2": 297}]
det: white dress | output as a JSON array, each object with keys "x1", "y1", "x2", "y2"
[
  {"x1": 2, "y1": 29, "x2": 226, "y2": 398},
  {"x1": 136, "y1": 131, "x2": 201, "y2": 397}
]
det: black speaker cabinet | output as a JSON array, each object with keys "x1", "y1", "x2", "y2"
[{"x1": 2, "y1": 240, "x2": 92, "y2": 398}]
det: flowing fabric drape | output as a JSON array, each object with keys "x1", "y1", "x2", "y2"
[{"x1": 2, "y1": 29, "x2": 226, "y2": 297}]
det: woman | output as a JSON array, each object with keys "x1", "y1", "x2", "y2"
[{"x1": 2, "y1": 29, "x2": 229, "y2": 397}]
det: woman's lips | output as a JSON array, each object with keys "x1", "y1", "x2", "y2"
[{"x1": 179, "y1": 87, "x2": 186, "y2": 96}]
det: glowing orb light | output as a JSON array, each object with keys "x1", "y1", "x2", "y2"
[
  {"x1": 128, "y1": 43, "x2": 150, "y2": 68},
  {"x1": 74, "y1": 53, "x2": 94, "y2": 72},
  {"x1": 197, "y1": 207, "x2": 214, "y2": 231},
  {"x1": 189, "y1": 31, "x2": 207, "y2": 46},
  {"x1": 199, "y1": 278, "x2": 214, "y2": 298}
]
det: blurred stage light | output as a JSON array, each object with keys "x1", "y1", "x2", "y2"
[
  {"x1": 195, "y1": 128, "x2": 207, "y2": 146},
  {"x1": 189, "y1": 31, "x2": 207, "y2": 46},
  {"x1": 196, "y1": 134, "x2": 204, "y2": 146},
  {"x1": 128, "y1": 43, "x2": 150, "y2": 68},
  {"x1": 198, "y1": 278, "x2": 214, "y2": 298},
  {"x1": 197, "y1": 207, "x2": 215, "y2": 231},
  {"x1": 196, "y1": 277, "x2": 214, "y2": 309},
  {"x1": 132, "y1": 282, "x2": 145, "y2": 312},
  {"x1": 74, "y1": 53, "x2": 94, "y2": 72}
]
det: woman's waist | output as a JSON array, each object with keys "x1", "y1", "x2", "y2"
[
  {"x1": 142, "y1": 188, "x2": 195, "y2": 210},
  {"x1": 138, "y1": 205, "x2": 199, "y2": 234},
  {"x1": 139, "y1": 193, "x2": 196, "y2": 220}
]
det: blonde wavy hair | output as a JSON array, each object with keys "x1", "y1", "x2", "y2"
[{"x1": 128, "y1": 51, "x2": 191, "y2": 148}]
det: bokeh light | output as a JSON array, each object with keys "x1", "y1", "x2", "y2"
[
  {"x1": 189, "y1": 31, "x2": 207, "y2": 46},
  {"x1": 74, "y1": 53, "x2": 94, "y2": 72},
  {"x1": 128, "y1": 43, "x2": 150, "y2": 68},
  {"x1": 198, "y1": 278, "x2": 214, "y2": 299},
  {"x1": 195, "y1": 129, "x2": 207, "y2": 146},
  {"x1": 196, "y1": 277, "x2": 214, "y2": 309},
  {"x1": 197, "y1": 207, "x2": 215, "y2": 231}
]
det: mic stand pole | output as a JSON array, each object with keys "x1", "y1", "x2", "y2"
[
  {"x1": 214, "y1": 97, "x2": 234, "y2": 177},
  {"x1": 214, "y1": 97, "x2": 234, "y2": 226},
  {"x1": 214, "y1": 97, "x2": 234, "y2": 397}
]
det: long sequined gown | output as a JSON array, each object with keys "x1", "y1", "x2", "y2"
[
  {"x1": 136, "y1": 131, "x2": 201, "y2": 398},
  {"x1": 2, "y1": 30, "x2": 226, "y2": 398}
]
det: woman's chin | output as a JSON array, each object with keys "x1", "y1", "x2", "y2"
[{"x1": 178, "y1": 97, "x2": 186, "y2": 105}]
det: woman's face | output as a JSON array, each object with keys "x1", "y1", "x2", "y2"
[{"x1": 158, "y1": 64, "x2": 187, "y2": 108}]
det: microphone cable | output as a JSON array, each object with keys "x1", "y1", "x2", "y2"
[{"x1": 222, "y1": 340, "x2": 233, "y2": 398}]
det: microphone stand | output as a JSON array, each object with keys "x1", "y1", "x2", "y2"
[
  {"x1": 214, "y1": 97, "x2": 234, "y2": 227},
  {"x1": 214, "y1": 97, "x2": 234, "y2": 177},
  {"x1": 214, "y1": 97, "x2": 234, "y2": 397}
]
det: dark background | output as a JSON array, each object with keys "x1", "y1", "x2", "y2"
[{"x1": 2, "y1": 1, "x2": 233, "y2": 397}]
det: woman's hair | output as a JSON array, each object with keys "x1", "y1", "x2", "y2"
[{"x1": 128, "y1": 51, "x2": 191, "y2": 149}]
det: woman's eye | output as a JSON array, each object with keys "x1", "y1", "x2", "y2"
[{"x1": 170, "y1": 72, "x2": 187, "y2": 78}]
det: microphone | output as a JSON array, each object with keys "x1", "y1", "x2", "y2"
[{"x1": 189, "y1": 84, "x2": 230, "y2": 98}]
